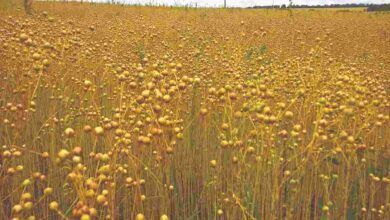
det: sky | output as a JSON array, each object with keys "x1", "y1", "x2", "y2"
[{"x1": 99, "y1": 0, "x2": 390, "y2": 7}]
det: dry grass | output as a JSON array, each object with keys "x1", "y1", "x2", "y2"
[{"x1": 0, "y1": 1, "x2": 389, "y2": 220}]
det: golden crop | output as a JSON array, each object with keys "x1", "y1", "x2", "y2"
[{"x1": 0, "y1": 1, "x2": 389, "y2": 220}]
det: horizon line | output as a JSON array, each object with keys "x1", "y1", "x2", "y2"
[{"x1": 37, "y1": 0, "x2": 390, "y2": 8}]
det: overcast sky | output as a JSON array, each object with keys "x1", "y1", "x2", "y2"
[{"x1": 104, "y1": 0, "x2": 390, "y2": 7}]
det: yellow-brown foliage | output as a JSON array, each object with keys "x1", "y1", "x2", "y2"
[{"x1": 0, "y1": 2, "x2": 389, "y2": 220}]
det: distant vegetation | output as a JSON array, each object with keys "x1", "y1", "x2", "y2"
[
  {"x1": 251, "y1": 3, "x2": 390, "y2": 11},
  {"x1": 366, "y1": 4, "x2": 390, "y2": 11}
]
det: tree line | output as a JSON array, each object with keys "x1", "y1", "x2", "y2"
[{"x1": 250, "y1": 3, "x2": 390, "y2": 11}]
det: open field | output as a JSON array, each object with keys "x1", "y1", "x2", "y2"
[{"x1": 0, "y1": 1, "x2": 389, "y2": 220}]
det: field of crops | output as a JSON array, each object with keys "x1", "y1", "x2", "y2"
[{"x1": 0, "y1": 1, "x2": 389, "y2": 220}]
